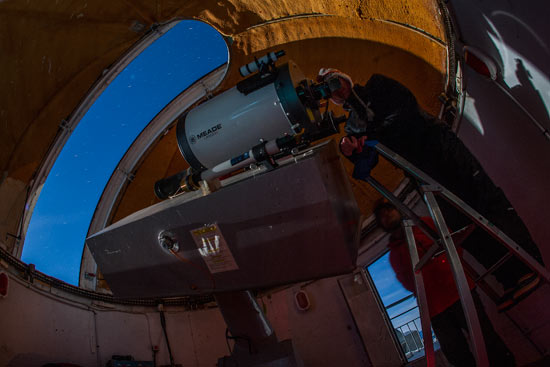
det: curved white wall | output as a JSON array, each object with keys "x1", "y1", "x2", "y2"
[{"x1": 0, "y1": 272, "x2": 228, "y2": 367}]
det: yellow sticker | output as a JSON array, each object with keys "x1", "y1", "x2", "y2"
[{"x1": 190, "y1": 223, "x2": 239, "y2": 273}]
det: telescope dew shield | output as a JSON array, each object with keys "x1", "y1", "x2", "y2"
[
  {"x1": 154, "y1": 168, "x2": 201, "y2": 199},
  {"x1": 154, "y1": 170, "x2": 187, "y2": 199},
  {"x1": 176, "y1": 62, "x2": 314, "y2": 171}
]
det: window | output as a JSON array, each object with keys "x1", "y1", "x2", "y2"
[
  {"x1": 22, "y1": 20, "x2": 228, "y2": 285},
  {"x1": 367, "y1": 252, "x2": 441, "y2": 362}
]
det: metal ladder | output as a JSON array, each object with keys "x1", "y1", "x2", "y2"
[{"x1": 363, "y1": 142, "x2": 550, "y2": 367}]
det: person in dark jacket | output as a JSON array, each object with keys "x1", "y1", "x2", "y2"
[
  {"x1": 317, "y1": 69, "x2": 545, "y2": 310},
  {"x1": 376, "y1": 202, "x2": 515, "y2": 366}
]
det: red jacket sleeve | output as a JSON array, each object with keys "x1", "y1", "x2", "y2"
[
  {"x1": 388, "y1": 217, "x2": 436, "y2": 293},
  {"x1": 389, "y1": 241, "x2": 415, "y2": 293}
]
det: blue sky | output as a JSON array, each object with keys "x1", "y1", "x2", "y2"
[
  {"x1": 368, "y1": 252, "x2": 420, "y2": 328},
  {"x1": 368, "y1": 252, "x2": 438, "y2": 359},
  {"x1": 22, "y1": 20, "x2": 228, "y2": 285}
]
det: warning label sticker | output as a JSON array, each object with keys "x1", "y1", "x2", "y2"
[{"x1": 190, "y1": 224, "x2": 239, "y2": 274}]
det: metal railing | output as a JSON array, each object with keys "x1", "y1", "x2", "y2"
[
  {"x1": 387, "y1": 295, "x2": 437, "y2": 360},
  {"x1": 395, "y1": 315, "x2": 426, "y2": 357}
]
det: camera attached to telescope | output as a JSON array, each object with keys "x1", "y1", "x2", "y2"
[{"x1": 155, "y1": 50, "x2": 348, "y2": 199}]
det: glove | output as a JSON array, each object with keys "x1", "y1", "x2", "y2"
[
  {"x1": 317, "y1": 68, "x2": 353, "y2": 105},
  {"x1": 340, "y1": 136, "x2": 379, "y2": 180},
  {"x1": 340, "y1": 135, "x2": 367, "y2": 156}
]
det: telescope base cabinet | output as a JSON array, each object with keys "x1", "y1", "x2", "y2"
[
  {"x1": 87, "y1": 141, "x2": 359, "y2": 367},
  {"x1": 87, "y1": 141, "x2": 360, "y2": 298}
]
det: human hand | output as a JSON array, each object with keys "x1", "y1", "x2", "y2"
[
  {"x1": 317, "y1": 68, "x2": 353, "y2": 105},
  {"x1": 340, "y1": 135, "x2": 378, "y2": 180},
  {"x1": 340, "y1": 135, "x2": 368, "y2": 157}
]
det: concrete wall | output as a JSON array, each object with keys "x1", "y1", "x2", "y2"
[
  {"x1": 0, "y1": 272, "x2": 229, "y2": 367},
  {"x1": 260, "y1": 279, "x2": 372, "y2": 367},
  {"x1": 0, "y1": 272, "x2": 379, "y2": 366},
  {"x1": 0, "y1": 261, "x2": 380, "y2": 367},
  {"x1": 0, "y1": 249, "x2": 408, "y2": 367}
]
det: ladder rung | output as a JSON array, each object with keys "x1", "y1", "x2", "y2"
[
  {"x1": 474, "y1": 252, "x2": 513, "y2": 283},
  {"x1": 462, "y1": 256, "x2": 502, "y2": 304}
]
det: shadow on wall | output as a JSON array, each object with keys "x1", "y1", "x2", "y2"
[
  {"x1": 443, "y1": 4, "x2": 550, "y2": 354},
  {"x1": 460, "y1": 70, "x2": 550, "y2": 260},
  {"x1": 453, "y1": 0, "x2": 550, "y2": 127},
  {"x1": 455, "y1": 0, "x2": 550, "y2": 262},
  {"x1": 510, "y1": 58, "x2": 550, "y2": 129}
]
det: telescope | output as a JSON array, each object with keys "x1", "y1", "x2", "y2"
[
  {"x1": 155, "y1": 50, "x2": 347, "y2": 199},
  {"x1": 86, "y1": 54, "x2": 361, "y2": 366},
  {"x1": 87, "y1": 50, "x2": 360, "y2": 299}
]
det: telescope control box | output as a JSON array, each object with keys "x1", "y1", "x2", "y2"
[{"x1": 86, "y1": 141, "x2": 361, "y2": 298}]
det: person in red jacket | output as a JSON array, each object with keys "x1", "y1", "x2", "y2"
[{"x1": 375, "y1": 202, "x2": 515, "y2": 367}]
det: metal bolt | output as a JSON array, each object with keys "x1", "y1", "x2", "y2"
[{"x1": 158, "y1": 231, "x2": 179, "y2": 252}]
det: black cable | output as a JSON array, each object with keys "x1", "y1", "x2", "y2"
[
  {"x1": 225, "y1": 328, "x2": 255, "y2": 354},
  {"x1": 159, "y1": 305, "x2": 175, "y2": 367},
  {"x1": 225, "y1": 328, "x2": 233, "y2": 355},
  {"x1": 152, "y1": 347, "x2": 158, "y2": 367}
]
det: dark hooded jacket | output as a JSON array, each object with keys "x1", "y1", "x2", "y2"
[{"x1": 345, "y1": 74, "x2": 543, "y2": 289}]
